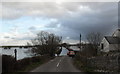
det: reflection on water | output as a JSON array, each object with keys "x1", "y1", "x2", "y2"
[
  {"x1": 1, "y1": 48, "x2": 30, "y2": 60},
  {"x1": 60, "y1": 48, "x2": 68, "y2": 56},
  {"x1": 1, "y1": 47, "x2": 68, "y2": 60}
]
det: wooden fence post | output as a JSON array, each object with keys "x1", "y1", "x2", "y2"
[{"x1": 14, "y1": 49, "x2": 17, "y2": 61}]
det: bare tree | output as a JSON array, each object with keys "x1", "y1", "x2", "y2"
[
  {"x1": 86, "y1": 32, "x2": 102, "y2": 46},
  {"x1": 86, "y1": 32, "x2": 103, "y2": 55},
  {"x1": 26, "y1": 31, "x2": 62, "y2": 57}
]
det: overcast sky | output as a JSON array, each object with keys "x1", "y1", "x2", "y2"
[{"x1": 0, "y1": 0, "x2": 119, "y2": 46}]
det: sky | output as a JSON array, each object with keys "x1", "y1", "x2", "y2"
[{"x1": 0, "y1": 0, "x2": 119, "y2": 46}]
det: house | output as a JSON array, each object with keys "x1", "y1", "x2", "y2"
[
  {"x1": 101, "y1": 29, "x2": 120, "y2": 52},
  {"x1": 112, "y1": 29, "x2": 120, "y2": 37}
]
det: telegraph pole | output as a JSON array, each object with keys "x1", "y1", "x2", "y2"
[{"x1": 80, "y1": 34, "x2": 81, "y2": 50}]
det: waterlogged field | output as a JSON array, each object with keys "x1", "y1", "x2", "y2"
[
  {"x1": 1, "y1": 47, "x2": 31, "y2": 60},
  {"x1": 1, "y1": 47, "x2": 68, "y2": 60}
]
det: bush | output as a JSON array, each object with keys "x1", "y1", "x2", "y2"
[
  {"x1": 31, "y1": 56, "x2": 41, "y2": 63},
  {"x1": 74, "y1": 52, "x2": 95, "y2": 72},
  {"x1": 2, "y1": 54, "x2": 52, "y2": 73},
  {"x1": 17, "y1": 57, "x2": 32, "y2": 70},
  {"x1": 2, "y1": 55, "x2": 16, "y2": 72}
]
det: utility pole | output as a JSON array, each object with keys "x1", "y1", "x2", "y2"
[{"x1": 80, "y1": 34, "x2": 81, "y2": 50}]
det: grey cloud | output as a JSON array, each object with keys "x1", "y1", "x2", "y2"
[
  {"x1": 48, "y1": 2, "x2": 118, "y2": 41},
  {"x1": 45, "y1": 21, "x2": 59, "y2": 28},
  {"x1": 11, "y1": 37, "x2": 15, "y2": 39},
  {"x1": 1, "y1": 2, "x2": 118, "y2": 42},
  {"x1": 44, "y1": 2, "x2": 118, "y2": 41},
  {"x1": 1, "y1": 2, "x2": 68, "y2": 19},
  {"x1": 4, "y1": 36, "x2": 10, "y2": 38},
  {"x1": 29, "y1": 26, "x2": 36, "y2": 31},
  {"x1": 118, "y1": 2, "x2": 120, "y2": 28},
  {"x1": 17, "y1": 37, "x2": 33, "y2": 40}
]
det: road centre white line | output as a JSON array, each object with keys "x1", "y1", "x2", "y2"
[
  {"x1": 57, "y1": 62, "x2": 60, "y2": 67},
  {"x1": 57, "y1": 58, "x2": 62, "y2": 67}
]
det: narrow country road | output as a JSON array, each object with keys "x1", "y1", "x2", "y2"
[{"x1": 31, "y1": 56, "x2": 80, "y2": 72}]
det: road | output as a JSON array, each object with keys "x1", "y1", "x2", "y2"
[{"x1": 31, "y1": 56, "x2": 80, "y2": 72}]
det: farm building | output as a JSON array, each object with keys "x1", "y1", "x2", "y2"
[{"x1": 101, "y1": 29, "x2": 120, "y2": 52}]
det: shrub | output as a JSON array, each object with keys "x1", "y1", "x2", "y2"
[
  {"x1": 2, "y1": 55, "x2": 16, "y2": 72},
  {"x1": 17, "y1": 57, "x2": 31, "y2": 70},
  {"x1": 2, "y1": 54, "x2": 52, "y2": 73},
  {"x1": 31, "y1": 56, "x2": 41, "y2": 63}
]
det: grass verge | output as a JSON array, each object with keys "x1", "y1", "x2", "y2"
[
  {"x1": 21, "y1": 61, "x2": 43, "y2": 72},
  {"x1": 19, "y1": 57, "x2": 52, "y2": 72},
  {"x1": 2, "y1": 55, "x2": 54, "y2": 74},
  {"x1": 73, "y1": 58, "x2": 94, "y2": 72}
]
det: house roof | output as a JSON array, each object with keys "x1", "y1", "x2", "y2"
[
  {"x1": 104, "y1": 36, "x2": 120, "y2": 44},
  {"x1": 118, "y1": 29, "x2": 120, "y2": 31},
  {"x1": 112, "y1": 28, "x2": 120, "y2": 36}
]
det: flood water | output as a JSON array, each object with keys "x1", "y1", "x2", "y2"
[
  {"x1": 1, "y1": 47, "x2": 31, "y2": 60},
  {"x1": 1, "y1": 47, "x2": 68, "y2": 60}
]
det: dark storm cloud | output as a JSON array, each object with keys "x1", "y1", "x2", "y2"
[
  {"x1": 45, "y1": 20, "x2": 59, "y2": 28},
  {"x1": 56, "y1": 2, "x2": 118, "y2": 40},
  {"x1": 1, "y1": 2, "x2": 118, "y2": 43},
  {"x1": 118, "y1": 2, "x2": 120, "y2": 28}
]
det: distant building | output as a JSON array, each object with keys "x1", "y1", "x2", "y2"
[
  {"x1": 101, "y1": 29, "x2": 120, "y2": 52},
  {"x1": 112, "y1": 29, "x2": 120, "y2": 37}
]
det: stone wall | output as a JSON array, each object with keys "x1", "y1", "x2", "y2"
[
  {"x1": 79, "y1": 53, "x2": 120, "y2": 72},
  {"x1": 87, "y1": 56, "x2": 119, "y2": 72}
]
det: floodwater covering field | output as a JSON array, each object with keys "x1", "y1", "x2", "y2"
[
  {"x1": 1, "y1": 47, "x2": 30, "y2": 60},
  {"x1": 1, "y1": 47, "x2": 68, "y2": 60}
]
